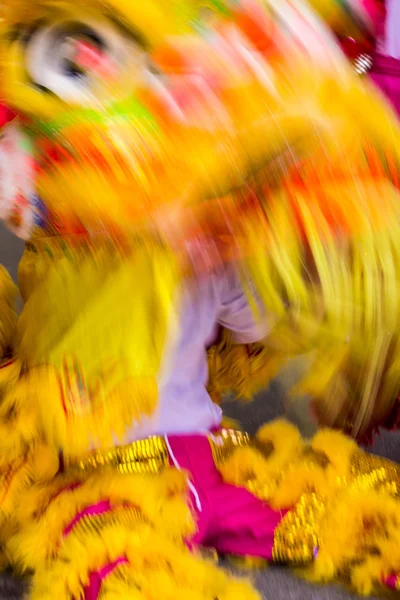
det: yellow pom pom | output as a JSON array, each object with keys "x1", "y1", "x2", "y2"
[
  {"x1": 256, "y1": 419, "x2": 303, "y2": 456},
  {"x1": 311, "y1": 428, "x2": 358, "y2": 476}
]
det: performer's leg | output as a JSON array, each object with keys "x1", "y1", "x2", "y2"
[
  {"x1": 207, "y1": 484, "x2": 284, "y2": 560},
  {"x1": 166, "y1": 433, "x2": 284, "y2": 559}
]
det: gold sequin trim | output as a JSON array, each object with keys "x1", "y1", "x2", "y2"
[
  {"x1": 209, "y1": 429, "x2": 251, "y2": 465},
  {"x1": 67, "y1": 436, "x2": 169, "y2": 475},
  {"x1": 272, "y1": 492, "x2": 325, "y2": 564},
  {"x1": 69, "y1": 506, "x2": 147, "y2": 538},
  {"x1": 350, "y1": 451, "x2": 400, "y2": 496},
  {"x1": 67, "y1": 428, "x2": 251, "y2": 476}
]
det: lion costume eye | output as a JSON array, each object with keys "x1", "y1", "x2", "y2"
[{"x1": 25, "y1": 18, "x2": 148, "y2": 104}]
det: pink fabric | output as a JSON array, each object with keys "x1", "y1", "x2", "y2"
[
  {"x1": 370, "y1": 54, "x2": 400, "y2": 117},
  {"x1": 0, "y1": 105, "x2": 15, "y2": 128},
  {"x1": 167, "y1": 433, "x2": 286, "y2": 558},
  {"x1": 383, "y1": 574, "x2": 398, "y2": 590},
  {"x1": 84, "y1": 557, "x2": 128, "y2": 600}
]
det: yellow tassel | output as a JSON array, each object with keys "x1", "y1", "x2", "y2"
[
  {"x1": 0, "y1": 359, "x2": 21, "y2": 395},
  {"x1": 18, "y1": 241, "x2": 51, "y2": 303},
  {"x1": 351, "y1": 538, "x2": 400, "y2": 596},
  {"x1": 245, "y1": 167, "x2": 400, "y2": 438},
  {"x1": 0, "y1": 266, "x2": 17, "y2": 359},
  {"x1": 0, "y1": 443, "x2": 59, "y2": 531},
  {"x1": 0, "y1": 376, "x2": 43, "y2": 468},
  {"x1": 207, "y1": 329, "x2": 284, "y2": 405},
  {"x1": 28, "y1": 443, "x2": 60, "y2": 482},
  {"x1": 218, "y1": 446, "x2": 274, "y2": 491}
]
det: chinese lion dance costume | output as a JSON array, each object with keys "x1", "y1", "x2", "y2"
[{"x1": 2, "y1": 0, "x2": 400, "y2": 598}]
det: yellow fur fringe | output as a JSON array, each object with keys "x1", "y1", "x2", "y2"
[
  {"x1": 1, "y1": 419, "x2": 399, "y2": 596},
  {"x1": 218, "y1": 419, "x2": 400, "y2": 595},
  {"x1": 29, "y1": 521, "x2": 261, "y2": 600},
  {"x1": 313, "y1": 490, "x2": 400, "y2": 595},
  {"x1": 0, "y1": 374, "x2": 43, "y2": 467},
  {"x1": 3, "y1": 462, "x2": 260, "y2": 600},
  {"x1": 310, "y1": 428, "x2": 358, "y2": 477},
  {"x1": 0, "y1": 443, "x2": 58, "y2": 534},
  {"x1": 217, "y1": 419, "x2": 304, "y2": 504},
  {"x1": 0, "y1": 358, "x2": 21, "y2": 397},
  {"x1": 7, "y1": 467, "x2": 192, "y2": 573},
  {"x1": 217, "y1": 420, "x2": 360, "y2": 509}
]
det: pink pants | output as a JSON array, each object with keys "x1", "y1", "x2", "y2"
[{"x1": 167, "y1": 433, "x2": 284, "y2": 557}]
